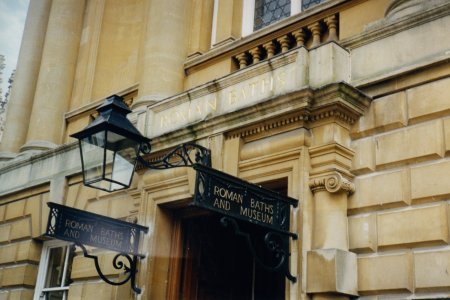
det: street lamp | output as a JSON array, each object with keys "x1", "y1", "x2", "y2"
[
  {"x1": 71, "y1": 95, "x2": 211, "y2": 192},
  {"x1": 70, "y1": 95, "x2": 150, "y2": 192},
  {"x1": 66, "y1": 95, "x2": 212, "y2": 294}
]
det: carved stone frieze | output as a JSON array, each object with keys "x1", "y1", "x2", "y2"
[{"x1": 309, "y1": 172, "x2": 355, "y2": 195}]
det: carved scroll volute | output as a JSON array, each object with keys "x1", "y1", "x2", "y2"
[{"x1": 309, "y1": 172, "x2": 355, "y2": 195}]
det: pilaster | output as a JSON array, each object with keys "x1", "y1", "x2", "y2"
[
  {"x1": 307, "y1": 146, "x2": 358, "y2": 298},
  {"x1": 305, "y1": 61, "x2": 371, "y2": 299},
  {"x1": 187, "y1": 0, "x2": 214, "y2": 58},
  {"x1": 212, "y1": 0, "x2": 243, "y2": 47}
]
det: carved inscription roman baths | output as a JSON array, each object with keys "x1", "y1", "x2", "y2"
[{"x1": 150, "y1": 62, "x2": 299, "y2": 137}]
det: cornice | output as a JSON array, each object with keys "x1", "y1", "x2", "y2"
[
  {"x1": 149, "y1": 82, "x2": 370, "y2": 153},
  {"x1": 341, "y1": 1, "x2": 450, "y2": 49},
  {"x1": 65, "y1": 83, "x2": 139, "y2": 120}
]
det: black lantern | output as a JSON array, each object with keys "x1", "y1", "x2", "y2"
[{"x1": 71, "y1": 95, "x2": 150, "y2": 192}]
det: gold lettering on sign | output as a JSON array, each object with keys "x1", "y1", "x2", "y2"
[
  {"x1": 213, "y1": 186, "x2": 244, "y2": 204},
  {"x1": 211, "y1": 184, "x2": 275, "y2": 226}
]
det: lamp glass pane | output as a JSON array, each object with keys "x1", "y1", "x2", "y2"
[
  {"x1": 79, "y1": 130, "x2": 141, "y2": 192},
  {"x1": 107, "y1": 132, "x2": 140, "y2": 190},
  {"x1": 80, "y1": 131, "x2": 106, "y2": 185}
]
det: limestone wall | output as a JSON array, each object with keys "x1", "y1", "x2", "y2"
[
  {"x1": 349, "y1": 76, "x2": 450, "y2": 298},
  {"x1": 0, "y1": 187, "x2": 48, "y2": 298}
]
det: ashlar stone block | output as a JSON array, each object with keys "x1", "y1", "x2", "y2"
[
  {"x1": 67, "y1": 283, "x2": 83, "y2": 299},
  {"x1": 414, "y1": 250, "x2": 450, "y2": 291},
  {"x1": 307, "y1": 249, "x2": 358, "y2": 296},
  {"x1": 81, "y1": 281, "x2": 115, "y2": 300},
  {"x1": 377, "y1": 204, "x2": 449, "y2": 249},
  {"x1": 5, "y1": 200, "x2": 25, "y2": 221},
  {"x1": 0, "y1": 205, "x2": 5, "y2": 222},
  {"x1": 349, "y1": 170, "x2": 409, "y2": 211},
  {"x1": 358, "y1": 253, "x2": 413, "y2": 294},
  {"x1": 348, "y1": 214, "x2": 377, "y2": 253},
  {"x1": 0, "y1": 224, "x2": 11, "y2": 243},
  {"x1": 373, "y1": 92, "x2": 407, "y2": 132},
  {"x1": 1, "y1": 264, "x2": 38, "y2": 287},
  {"x1": 309, "y1": 42, "x2": 350, "y2": 88},
  {"x1": 375, "y1": 120, "x2": 444, "y2": 168},
  {"x1": 9, "y1": 217, "x2": 31, "y2": 241},
  {"x1": 0, "y1": 243, "x2": 18, "y2": 264},
  {"x1": 411, "y1": 160, "x2": 450, "y2": 201},
  {"x1": 351, "y1": 92, "x2": 407, "y2": 138},
  {"x1": 351, "y1": 137, "x2": 375, "y2": 174},
  {"x1": 0, "y1": 243, "x2": 17, "y2": 264},
  {"x1": 24, "y1": 194, "x2": 42, "y2": 238},
  {"x1": 443, "y1": 117, "x2": 450, "y2": 155},
  {"x1": 407, "y1": 77, "x2": 450, "y2": 124},
  {"x1": 7, "y1": 289, "x2": 33, "y2": 300},
  {"x1": 16, "y1": 240, "x2": 41, "y2": 263},
  {"x1": 71, "y1": 255, "x2": 98, "y2": 279}
]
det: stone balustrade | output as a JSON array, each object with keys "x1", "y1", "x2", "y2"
[{"x1": 234, "y1": 14, "x2": 338, "y2": 69}]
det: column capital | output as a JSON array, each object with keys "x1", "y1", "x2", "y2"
[{"x1": 309, "y1": 172, "x2": 355, "y2": 195}]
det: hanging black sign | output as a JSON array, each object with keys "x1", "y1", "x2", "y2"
[
  {"x1": 45, "y1": 202, "x2": 148, "y2": 255},
  {"x1": 193, "y1": 164, "x2": 298, "y2": 236}
]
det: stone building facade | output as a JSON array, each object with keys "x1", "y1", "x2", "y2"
[{"x1": 1, "y1": 0, "x2": 450, "y2": 299}]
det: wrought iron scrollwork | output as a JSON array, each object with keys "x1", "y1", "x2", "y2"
[
  {"x1": 76, "y1": 243, "x2": 144, "y2": 294},
  {"x1": 138, "y1": 142, "x2": 211, "y2": 169},
  {"x1": 220, "y1": 216, "x2": 297, "y2": 283}
]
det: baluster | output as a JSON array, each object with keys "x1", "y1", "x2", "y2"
[
  {"x1": 249, "y1": 47, "x2": 262, "y2": 63},
  {"x1": 235, "y1": 52, "x2": 249, "y2": 69},
  {"x1": 292, "y1": 28, "x2": 306, "y2": 47},
  {"x1": 307, "y1": 22, "x2": 322, "y2": 48},
  {"x1": 276, "y1": 35, "x2": 290, "y2": 53},
  {"x1": 262, "y1": 41, "x2": 276, "y2": 59},
  {"x1": 324, "y1": 15, "x2": 338, "y2": 42}
]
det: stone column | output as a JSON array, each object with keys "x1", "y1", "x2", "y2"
[
  {"x1": 385, "y1": 0, "x2": 447, "y2": 19},
  {"x1": 134, "y1": 0, "x2": 191, "y2": 108},
  {"x1": 0, "y1": 0, "x2": 52, "y2": 159},
  {"x1": 21, "y1": 0, "x2": 86, "y2": 154}
]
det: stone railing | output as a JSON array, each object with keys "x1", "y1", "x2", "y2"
[{"x1": 234, "y1": 14, "x2": 338, "y2": 69}]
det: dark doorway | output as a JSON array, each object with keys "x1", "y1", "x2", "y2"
[{"x1": 179, "y1": 214, "x2": 285, "y2": 300}]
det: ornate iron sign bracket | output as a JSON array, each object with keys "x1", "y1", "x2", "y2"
[
  {"x1": 192, "y1": 164, "x2": 298, "y2": 282},
  {"x1": 137, "y1": 142, "x2": 212, "y2": 169},
  {"x1": 221, "y1": 216, "x2": 297, "y2": 282},
  {"x1": 45, "y1": 203, "x2": 148, "y2": 294},
  {"x1": 76, "y1": 243, "x2": 144, "y2": 294}
]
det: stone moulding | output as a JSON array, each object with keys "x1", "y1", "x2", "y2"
[
  {"x1": 309, "y1": 172, "x2": 355, "y2": 195},
  {"x1": 341, "y1": 0, "x2": 450, "y2": 49},
  {"x1": 149, "y1": 81, "x2": 371, "y2": 152}
]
